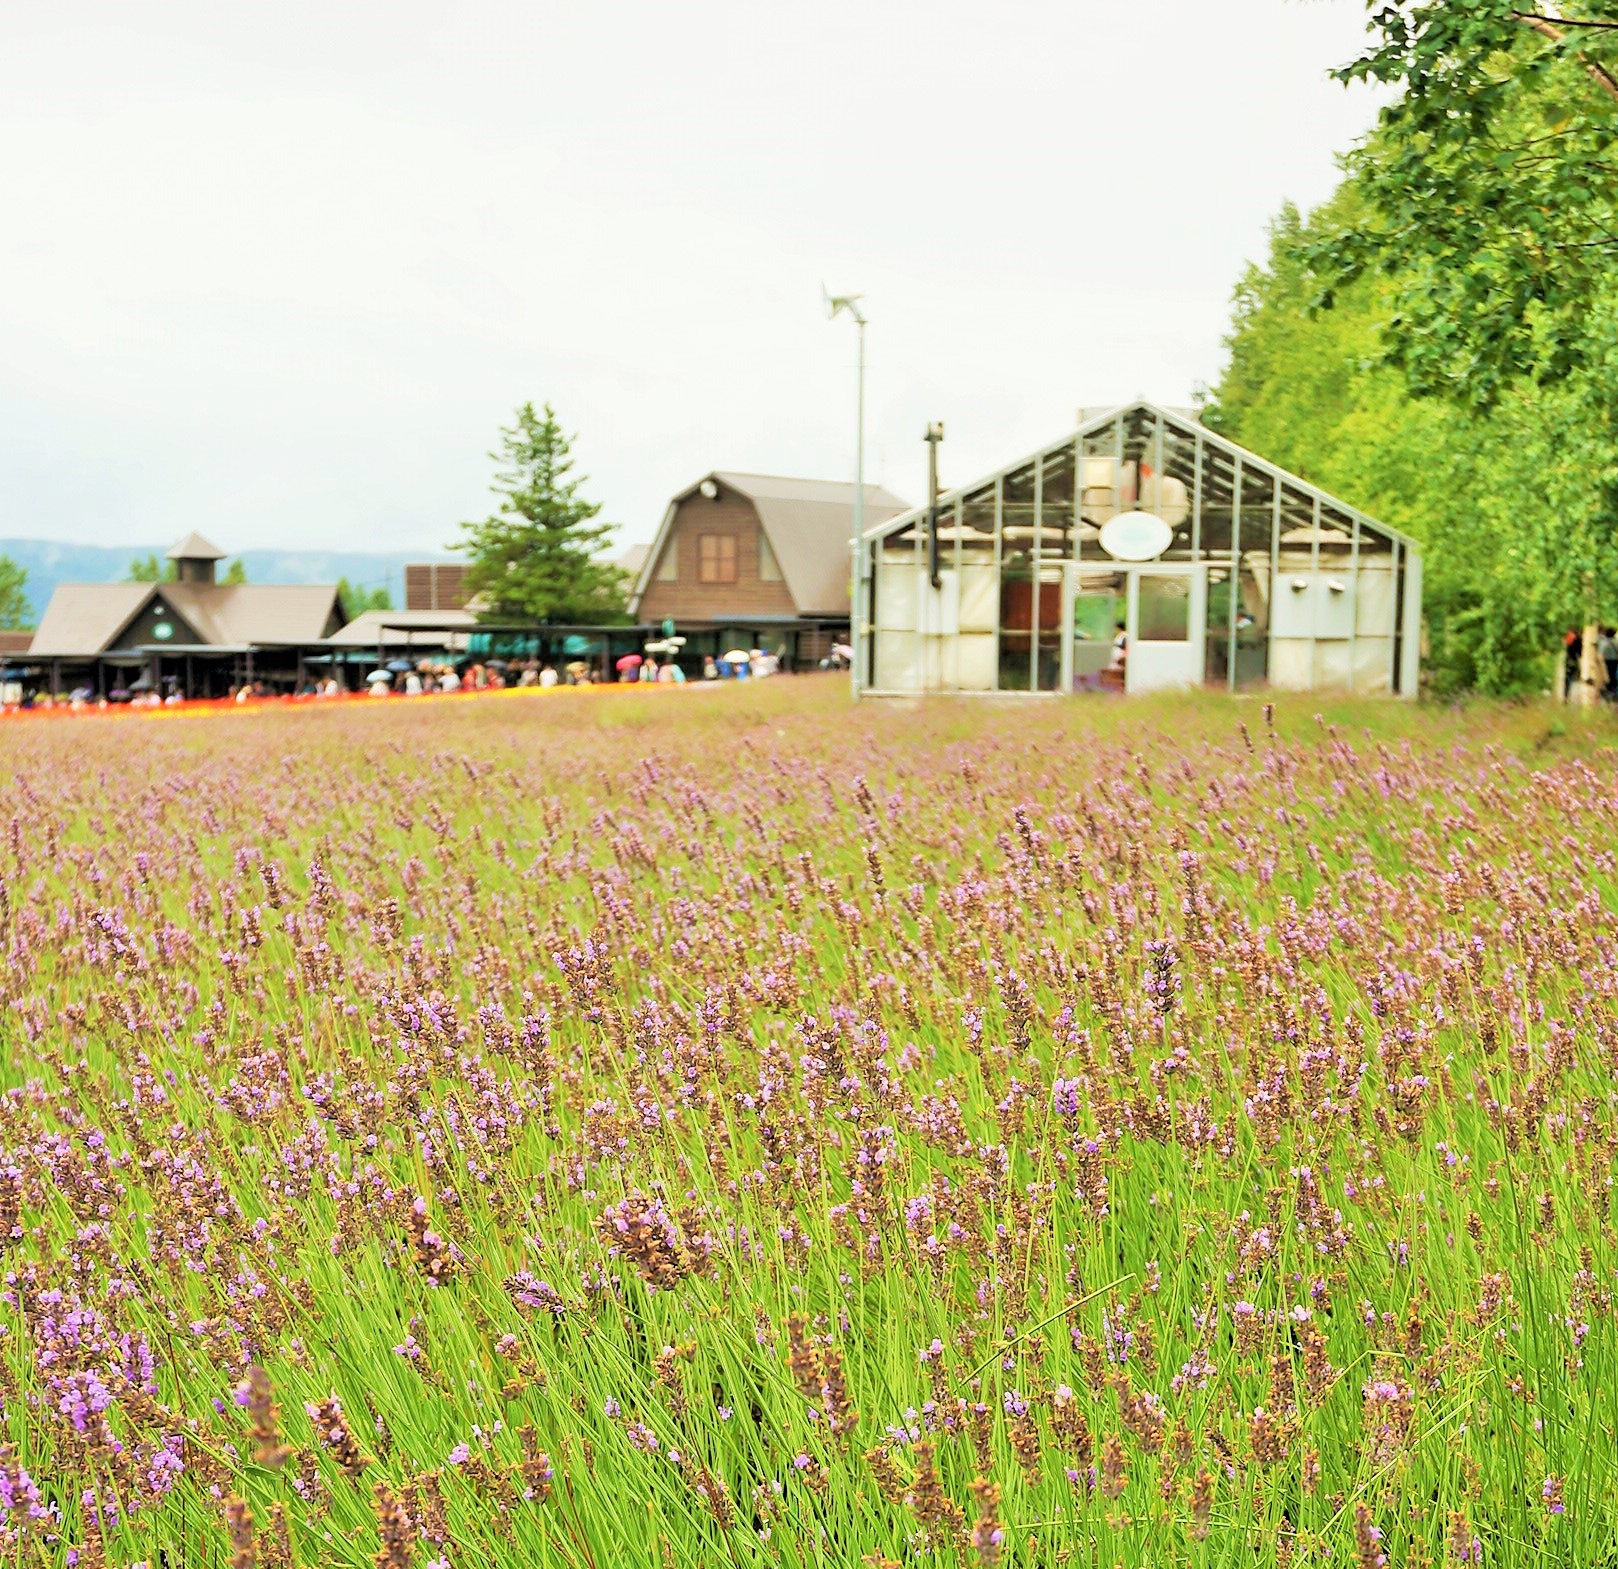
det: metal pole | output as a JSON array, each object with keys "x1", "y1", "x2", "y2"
[
  {"x1": 852, "y1": 312, "x2": 865, "y2": 697},
  {"x1": 925, "y1": 421, "x2": 944, "y2": 589},
  {"x1": 827, "y1": 289, "x2": 868, "y2": 697}
]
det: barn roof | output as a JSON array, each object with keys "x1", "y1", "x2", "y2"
[{"x1": 629, "y1": 472, "x2": 910, "y2": 618}]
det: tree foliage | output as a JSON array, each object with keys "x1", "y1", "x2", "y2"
[
  {"x1": 1312, "y1": 2, "x2": 1618, "y2": 406},
  {"x1": 127, "y1": 555, "x2": 175, "y2": 584},
  {"x1": 223, "y1": 558, "x2": 248, "y2": 585},
  {"x1": 0, "y1": 555, "x2": 29, "y2": 631},
  {"x1": 336, "y1": 578, "x2": 392, "y2": 623},
  {"x1": 1207, "y1": 8, "x2": 1618, "y2": 695},
  {"x1": 454, "y1": 404, "x2": 626, "y2": 624},
  {"x1": 1207, "y1": 191, "x2": 1618, "y2": 695}
]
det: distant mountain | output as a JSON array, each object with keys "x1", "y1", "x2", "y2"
[{"x1": 0, "y1": 540, "x2": 451, "y2": 622}]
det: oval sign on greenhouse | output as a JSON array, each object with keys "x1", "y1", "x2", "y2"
[{"x1": 1098, "y1": 510, "x2": 1174, "y2": 561}]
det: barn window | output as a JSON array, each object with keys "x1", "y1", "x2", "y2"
[
  {"x1": 699, "y1": 533, "x2": 737, "y2": 584},
  {"x1": 758, "y1": 534, "x2": 783, "y2": 582}
]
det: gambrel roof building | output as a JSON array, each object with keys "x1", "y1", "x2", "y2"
[{"x1": 627, "y1": 472, "x2": 908, "y2": 665}]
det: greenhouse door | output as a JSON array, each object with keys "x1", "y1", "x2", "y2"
[{"x1": 1125, "y1": 566, "x2": 1206, "y2": 694}]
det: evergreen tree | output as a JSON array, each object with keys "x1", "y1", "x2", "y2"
[
  {"x1": 0, "y1": 555, "x2": 29, "y2": 631},
  {"x1": 455, "y1": 403, "x2": 626, "y2": 623},
  {"x1": 223, "y1": 558, "x2": 248, "y2": 585}
]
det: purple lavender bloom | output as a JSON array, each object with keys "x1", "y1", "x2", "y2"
[{"x1": 1052, "y1": 1077, "x2": 1083, "y2": 1119}]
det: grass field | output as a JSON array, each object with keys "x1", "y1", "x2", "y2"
[{"x1": 2, "y1": 680, "x2": 1616, "y2": 1567}]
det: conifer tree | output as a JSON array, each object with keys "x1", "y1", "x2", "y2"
[{"x1": 455, "y1": 404, "x2": 626, "y2": 623}]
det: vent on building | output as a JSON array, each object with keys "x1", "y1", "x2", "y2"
[{"x1": 405, "y1": 563, "x2": 471, "y2": 612}]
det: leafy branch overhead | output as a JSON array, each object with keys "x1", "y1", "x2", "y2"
[{"x1": 1311, "y1": 1, "x2": 1618, "y2": 405}]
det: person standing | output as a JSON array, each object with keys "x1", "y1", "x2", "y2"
[{"x1": 1564, "y1": 628, "x2": 1583, "y2": 701}]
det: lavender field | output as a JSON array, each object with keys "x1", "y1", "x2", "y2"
[{"x1": 2, "y1": 683, "x2": 1615, "y2": 1568}]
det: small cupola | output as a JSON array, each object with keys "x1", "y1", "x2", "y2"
[{"x1": 166, "y1": 532, "x2": 228, "y2": 586}]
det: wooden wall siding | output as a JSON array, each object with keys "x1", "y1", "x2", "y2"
[{"x1": 638, "y1": 494, "x2": 798, "y2": 623}]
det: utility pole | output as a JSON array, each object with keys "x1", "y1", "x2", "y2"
[
  {"x1": 825, "y1": 288, "x2": 867, "y2": 696},
  {"x1": 925, "y1": 421, "x2": 944, "y2": 588}
]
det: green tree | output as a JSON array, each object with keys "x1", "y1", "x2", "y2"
[
  {"x1": 454, "y1": 403, "x2": 626, "y2": 623},
  {"x1": 336, "y1": 578, "x2": 393, "y2": 623},
  {"x1": 1208, "y1": 188, "x2": 1618, "y2": 694},
  {"x1": 1314, "y1": 1, "x2": 1618, "y2": 406},
  {"x1": 223, "y1": 558, "x2": 248, "y2": 585},
  {"x1": 0, "y1": 555, "x2": 30, "y2": 631},
  {"x1": 127, "y1": 554, "x2": 175, "y2": 584}
]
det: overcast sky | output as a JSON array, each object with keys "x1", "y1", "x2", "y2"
[{"x1": 1, "y1": 2, "x2": 1383, "y2": 556}]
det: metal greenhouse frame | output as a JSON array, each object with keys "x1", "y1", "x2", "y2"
[{"x1": 855, "y1": 401, "x2": 1422, "y2": 699}]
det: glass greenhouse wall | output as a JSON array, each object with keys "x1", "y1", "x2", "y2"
[{"x1": 859, "y1": 402, "x2": 1421, "y2": 698}]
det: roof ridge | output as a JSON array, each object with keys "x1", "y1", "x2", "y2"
[{"x1": 713, "y1": 469, "x2": 901, "y2": 486}]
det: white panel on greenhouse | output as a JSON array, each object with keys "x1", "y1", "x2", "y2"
[
  {"x1": 1352, "y1": 638, "x2": 1393, "y2": 695},
  {"x1": 1269, "y1": 639, "x2": 1314, "y2": 691},
  {"x1": 876, "y1": 561, "x2": 920, "y2": 631},
  {"x1": 1271, "y1": 566, "x2": 1355, "y2": 641},
  {"x1": 958, "y1": 567, "x2": 998, "y2": 633},
  {"x1": 1314, "y1": 640, "x2": 1354, "y2": 691},
  {"x1": 954, "y1": 634, "x2": 996, "y2": 690},
  {"x1": 875, "y1": 630, "x2": 921, "y2": 689},
  {"x1": 1355, "y1": 566, "x2": 1397, "y2": 636},
  {"x1": 918, "y1": 572, "x2": 961, "y2": 638}
]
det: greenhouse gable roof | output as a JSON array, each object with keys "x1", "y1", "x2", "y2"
[{"x1": 862, "y1": 401, "x2": 1416, "y2": 552}]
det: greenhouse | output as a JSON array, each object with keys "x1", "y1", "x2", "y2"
[{"x1": 858, "y1": 401, "x2": 1421, "y2": 698}]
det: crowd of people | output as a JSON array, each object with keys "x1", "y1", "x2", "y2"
[
  {"x1": 353, "y1": 643, "x2": 828, "y2": 693},
  {"x1": 3, "y1": 639, "x2": 858, "y2": 715},
  {"x1": 616, "y1": 646, "x2": 789, "y2": 683},
  {"x1": 359, "y1": 658, "x2": 567, "y2": 696}
]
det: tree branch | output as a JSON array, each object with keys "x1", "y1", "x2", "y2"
[
  {"x1": 1516, "y1": 13, "x2": 1618, "y2": 102},
  {"x1": 1514, "y1": 12, "x2": 1618, "y2": 30}
]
